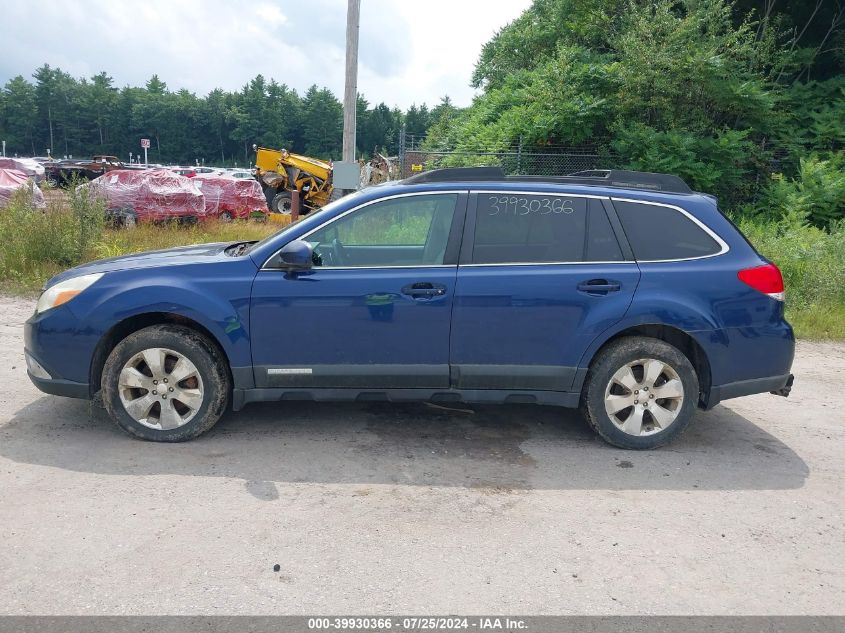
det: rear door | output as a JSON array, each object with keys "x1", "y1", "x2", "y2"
[{"x1": 449, "y1": 191, "x2": 640, "y2": 392}]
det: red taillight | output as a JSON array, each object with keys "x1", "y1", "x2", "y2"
[{"x1": 738, "y1": 263, "x2": 784, "y2": 301}]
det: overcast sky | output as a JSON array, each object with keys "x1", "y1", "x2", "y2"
[{"x1": 0, "y1": 0, "x2": 531, "y2": 109}]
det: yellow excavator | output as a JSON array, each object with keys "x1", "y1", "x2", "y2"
[{"x1": 254, "y1": 146, "x2": 335, "y2": 215}]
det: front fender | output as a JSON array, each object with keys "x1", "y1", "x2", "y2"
[{"x1": 68, "y1": 263, "x2": 255, "y2": 385}]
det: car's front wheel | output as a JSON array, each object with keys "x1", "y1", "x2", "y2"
[
  {"x1": 581, "y1": 337, "x2": 699, "y2": 449},
  {"x1": 101, "y1": 325, "x2": 230, "y2": 442}
]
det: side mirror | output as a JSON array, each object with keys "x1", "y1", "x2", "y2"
[{"x1": 278, "y1": 240, "x2": 313, "y2": 271}]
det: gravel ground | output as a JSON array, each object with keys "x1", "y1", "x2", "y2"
[{"x1": 0, "y1": 295, "x2": 842, "y2": 615}]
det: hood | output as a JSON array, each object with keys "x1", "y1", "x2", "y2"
[{"x1": 46, "y1": 242, "x2": 244, "y2": 287}]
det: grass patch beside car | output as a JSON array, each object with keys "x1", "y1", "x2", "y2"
[
  {"x1": 786, "y1": 303, "x2": 845, "y2": 341},
  {"x1": 0, "y1": 189, "x2": 278, "y2": 295},
  {"x1": 93, "y1": 218, "x2": 278, "y2": 260}
]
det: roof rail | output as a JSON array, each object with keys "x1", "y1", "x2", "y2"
[
  {"x1": 400, "y1": 167, "x2": 692, "y2": 194},
  {"x1": 511, "y1": 169, "x2": 692, "y2": 194},
  {"x1": 400, "y1": 166, "x2": 505, "y2": 184}
]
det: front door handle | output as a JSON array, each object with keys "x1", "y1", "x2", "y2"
[
  {"x1": 577, "y1": 279, "x2": 622, "y2": 295},
  {"x1": 401, "y1": 282, "x2": 447, "y2": 299}
]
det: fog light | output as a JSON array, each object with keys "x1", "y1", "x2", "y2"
[{"x1": 25, "y1": 352, "x2": 51, "y2": 379}]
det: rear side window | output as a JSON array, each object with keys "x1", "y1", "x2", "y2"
[
  {"x1": 613, "y1": 200, "x2": 722, "y2": 261},
  {"x1": 472, "y1": 195, "x2": 623, "y2": 264}
]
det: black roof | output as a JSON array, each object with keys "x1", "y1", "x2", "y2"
[{"x1": 401, "y1": 167, "x2": 693, "y2": 194}]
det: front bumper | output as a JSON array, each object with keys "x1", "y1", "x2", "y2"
[
  {"x1": 27, "y1": 370, "x2": 91, "y2": 399},
  {"x1": 25, "y1": 304, "x2": 98, "y2": 400}
]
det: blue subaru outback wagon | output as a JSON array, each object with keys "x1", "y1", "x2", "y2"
[{"x1": 25, "y1": 168, "x2": 794, "y2": 449}]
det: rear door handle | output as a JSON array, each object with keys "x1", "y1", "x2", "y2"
[
  {"x1": 401, "y1": 282, "x2": 447, "y2": 299},
  {"x1": 577, "y1": 279, "x2": 622, "y2": 295}
]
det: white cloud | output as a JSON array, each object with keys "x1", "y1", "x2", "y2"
[
  {"x1": 0, "y1": 0, "x2": 531, "y2": 108},
  {"x1": 255, "y1": 2, "x2": 288, "y2": 26}
]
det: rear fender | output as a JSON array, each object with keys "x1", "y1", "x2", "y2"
[{"x1": 570, "y1": 300, "x2": 719, "y2": 397}]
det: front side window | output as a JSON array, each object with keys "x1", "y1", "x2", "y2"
[
  {"x1": 471, "y1": 194, "x2": 623, "y2": 264},
  {"x1": 306, "y1": 193, "x2": 457, "y2": 267}
]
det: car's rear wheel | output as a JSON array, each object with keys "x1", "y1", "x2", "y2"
[
  {"x1": 580, "y1": 337, "x2": 698, "y2": 449},
  {"x1": 101, "y1": 325, "x2": 230, "y2": 442}
]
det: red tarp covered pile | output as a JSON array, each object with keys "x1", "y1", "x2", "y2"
[
  {"x1": 0, "y1": 168, "x2": 46, "y2": 209},
  {"x1": 193, "y1": 174, "x2": 268, "y2": 219},
  {"x1": 87, "y1": 169, "x2": 206, "y2": 221},
  {"x1": 0, "y1": 157, "x2": 45, "y2": 181}
]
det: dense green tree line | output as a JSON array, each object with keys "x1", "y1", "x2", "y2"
[
  {"x1": 0, "y1": 66, "x2": 451, "y2": 165},
  {"x1": 427, "y1": 0, "x2": 845, "y2": 223}
]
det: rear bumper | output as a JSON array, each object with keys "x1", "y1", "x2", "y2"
[{"x1": 704, "y1": 373, "x2": 793, "y2": 409}]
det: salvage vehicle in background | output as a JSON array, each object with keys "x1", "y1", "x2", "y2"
[
  {"x1": 254, "y1": 146, "x2": 334, "y2": 215},
  {"x1": 25, "y1": 167, "x2": 795, "y2": 449},
  {"x1": 0, "y1": 157, "x2": 46, "y2": 183},
  {"x1": 0, "y1": 168, "x2": 46, "y2": 209},
  {"x1": 84, "y1": 168, "x2": 206, "y2": 226},
  {"x1": 227, "y1": 170, "x2": 255, "y2": 179},
  {"x1": 169, "y1": 167, "x2": 197, "y2": 178},
  {"x1": 192, "y1": 166, "x2": 225, "y2": 176},
  {"x1": 193, "y1": 173, "x2": 268, "y2": 221},
  {"x1": 45, "y1": 155, "x2": 124, "y2": 187}
]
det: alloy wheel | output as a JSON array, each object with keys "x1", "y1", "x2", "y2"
[
  {"x1": 603, "y1": 358, "x2": 685, "y2": 436},
  {"x1": 117, "y1": 347, "x2": 204, "y2": 430}
]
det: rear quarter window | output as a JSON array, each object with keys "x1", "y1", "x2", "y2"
[{"x1": 613, "y1": 200, "x2": 723, "y2": 261}]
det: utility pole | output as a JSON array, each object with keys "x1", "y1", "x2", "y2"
[{"x1": 342, "y1": 0, "x2": 360, "y2": 164}]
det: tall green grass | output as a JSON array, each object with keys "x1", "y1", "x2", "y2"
[
  {"x1": 0, "y1": 189, "x2": 276, "y2": 293},
  {"x1": 0, "y1": 185, "x2": 105, "y2": 288}
]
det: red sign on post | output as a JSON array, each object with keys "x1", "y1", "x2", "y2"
[{"x1": 140, "y1": 138, "x2": 151, "y2": 149}]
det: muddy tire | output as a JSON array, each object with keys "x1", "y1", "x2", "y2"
[
  {"x1": 101, "y1": 325, "x2": 230, "y2": 442},
  {"x1": 580, "y1": 336, "x2": 699, "y2": 450}
]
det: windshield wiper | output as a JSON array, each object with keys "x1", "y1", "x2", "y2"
[{"x1": 225, "y1": 241, "x2": 257, "y2": 257}]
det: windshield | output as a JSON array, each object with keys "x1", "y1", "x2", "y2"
[{"x1": 247, "y1": 190, "x2": 368, "y2": 252}]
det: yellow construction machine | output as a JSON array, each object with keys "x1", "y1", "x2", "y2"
[{"x1": 254, "y1": 146, "x2": 335, "y2": 215}]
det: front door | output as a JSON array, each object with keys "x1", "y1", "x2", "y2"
[
  {"x1": 450, "y1": 191, "x2": 640, "y2": 392},
  {"x1": 250, "y1": 192, "x2": 466, "y2": 390}
]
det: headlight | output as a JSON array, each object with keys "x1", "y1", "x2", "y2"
[{"x1": 35, "y1": 273, "x2": 104, "y2": 314}]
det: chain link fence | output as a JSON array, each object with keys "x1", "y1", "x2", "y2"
[{"x1": 398, "y1": 134, "x2": 619, "y2": 179}]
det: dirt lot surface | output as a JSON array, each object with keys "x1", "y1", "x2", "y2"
[{"x1": 0, "y1": 295, "x2": 843, "y2": 615}]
